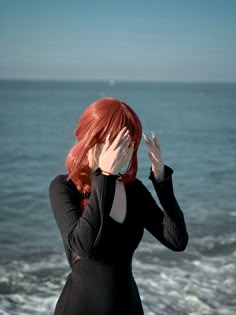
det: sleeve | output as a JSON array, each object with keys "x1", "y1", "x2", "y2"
[
  {"x1": 139, "y1": 164, "x2": 189, "y2": 251},
  {"x1": 48, "y1": 168, "x2": 117, "y2": 259}
]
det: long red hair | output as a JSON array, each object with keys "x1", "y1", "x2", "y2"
[{"x1": 65, "y1": 97, "x2": 142, "y2": 212}]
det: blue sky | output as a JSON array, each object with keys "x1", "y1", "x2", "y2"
[{"x1": 0, "y1": 0, "x2": 235, "y2": 82}]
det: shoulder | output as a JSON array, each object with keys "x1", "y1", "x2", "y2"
[
  {"x1": 130, "y1": 177, "x2": 147, "y2": 193},
  {"x1": 49, "y1": 174, "x2": 67, "y2": 187},
  {"x1": 49, "y1": 174, "x2": 76, "y2": 194}
]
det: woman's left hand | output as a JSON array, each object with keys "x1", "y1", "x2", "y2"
[{"x1": 143, "y1": 131, "x2": 165, "y2": 181}]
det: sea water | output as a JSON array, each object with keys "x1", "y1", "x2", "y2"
[{"x1": 0, "y1": 79, "x2": 235, "y2": 315}]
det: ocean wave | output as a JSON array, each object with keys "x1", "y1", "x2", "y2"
[
  {"x1": 0, "y1": 239, "x2": 235, "y2": 315},
  {"x1": 133, "y1": 238, "x2": 236, "y2": 315}
]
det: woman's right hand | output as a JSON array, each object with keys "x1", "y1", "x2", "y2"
[{"x1": 98, "y1": 127, "x2": 134, "y2": 175}]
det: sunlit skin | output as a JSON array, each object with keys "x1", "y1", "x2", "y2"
[
  {"x1": 87, "y1": 130, "x2": 164, "y2": 181},
  {"x1": 87, "y1": 128, "x2": 133, "y2": 176}
]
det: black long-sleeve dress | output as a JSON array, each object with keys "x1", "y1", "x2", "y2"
[{"x1": 49, "y1": 164, "x2": 189, "y2": 315}]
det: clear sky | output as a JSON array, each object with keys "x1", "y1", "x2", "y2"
[{"x1": 0, "y1": 0, "x2": 235, "y2": 82}]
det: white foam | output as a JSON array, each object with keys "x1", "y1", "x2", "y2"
[
  {"x1": 132, "y1": 237, "x2": 236, "y2": 315},
  {"x1": 1, "y1": 238, "x2": 236, "y2": 315},
  {"x1": 0, "y1": 253, "x2": 69, "y2": 314},
  {"x1": 0, "y1": 294, "x2": 57, "y2": 315}
]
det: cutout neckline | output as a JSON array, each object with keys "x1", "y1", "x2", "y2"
[{"x1": 108, "y1": 181, "x2": 128, "y2": 225}]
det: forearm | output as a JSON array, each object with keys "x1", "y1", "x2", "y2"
[
  {"x1": 69, "y1": 170, "x2": 118, "y2": 255},
  {"x1": 49, "y1": 170, "x2": 117, "y2": 258},
  {"x1": 91, "y1": 167, "x2": 118, "y2": 247},
  {"x1": 149, "y1": 165, "x2": 189, "y2": 251}
]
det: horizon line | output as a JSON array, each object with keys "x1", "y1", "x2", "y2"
[{"x1": 0, "y1": 77, "x2": 235, "y2": 85}]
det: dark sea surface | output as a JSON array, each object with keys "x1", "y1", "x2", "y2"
[{"x1": 0, "y1": 79, "x2": 235, "y2": 315}]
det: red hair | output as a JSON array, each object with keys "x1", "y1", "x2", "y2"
[{"x1": 65, "y1": 97, "x2": 142, "y2": 213}]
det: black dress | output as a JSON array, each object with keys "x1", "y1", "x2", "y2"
[{"x1": 48, "y1": 165, "x2": 188, "y2": 315}]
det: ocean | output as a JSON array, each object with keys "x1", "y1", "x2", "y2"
[{"x1": 0, "y1": 79, "x2": 235, "y2": 315}]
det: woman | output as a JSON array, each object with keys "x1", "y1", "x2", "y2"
[{"x1": 49, "y1": 97, "x2": 189, "y2": 315}]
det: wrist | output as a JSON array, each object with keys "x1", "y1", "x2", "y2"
[
  {"x1": 99, "y1": 168, "x2": 118, "y2": 176},
  {"x1": 101, "y1": 170, "x2": 114, "y2": 176},
  {"x1": 152, "y1": 167, "x2": 165, "y2": 181}
]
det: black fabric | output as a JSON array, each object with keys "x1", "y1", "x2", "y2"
[{"x1": 49, "y1": 164, "x2": 189, "y2": 315}]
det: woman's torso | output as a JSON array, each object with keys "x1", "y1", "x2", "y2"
[{"x1": 63, "y1": 179, "x2": 145, "y2": 314}]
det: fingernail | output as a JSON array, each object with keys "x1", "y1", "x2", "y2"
[{"x1": 143, "y1": 134, "x2": 148, "y2": 141}]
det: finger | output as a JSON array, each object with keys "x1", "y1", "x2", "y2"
[
  {"x1": 145, "y1": 140, "x2": 160, "y2": 156},
  {"x1": 151, "y1": 131, "x2": 160, "y2": 149},
  {"x1": 143, "y1": 133, "x2": 152, "y2": 145},
  {"x1": 146, "y1": 144, "x2": 162, "y2": 161},
  {"x1": 143, "y1": 133, "x2": 150, "y2": 142},
  {"x1": 150, "y1": 151, "x2": 159, "y2": 162},
  {"x1": 123, "y1": 143, "x2": 134, "y2": 163},
  {"x1": 116, "y1": 132, "x2": 131, "y2": 151},
  {"x1": 148, "y1": 153, "x2": 160, "y2": 169},
  {"x1": 144, "y1": 134, "x2": 160, "y2": 152},
  {"x1": 106, "y1": 133, "x2": 110, "y2": 142},
  {"x1": 149, "y1": 148, "x2": 162, "y2": 161},
  {"x1": 144, "y1": 138, "x2": 155, "y2": 148},
  {"x1": 143, "y1": 132, "x2": 152, "y2": 140},
  {"x1": 127, "y1": 142, "x2": 134, "y2": 154},
  {"x1": 101, "y1": 135, "x2": 111, "y2": 153},
  {"x1": 119, "y1": 140, "x2": 131, "y2": 157},
  {"x1": 112, "y1": 127, "x2": 129, "y2": 150},
  {"x1": 148, "y1": 152, "x2": 157, "y2": 166},
  {"x1": 120, "y1": 139, "x2": 133, "y2": 156},
  {"x1": 145, "y1": 134, "x2": 154, "y2": 145},
  {"x1": 144, "y1": 132, "x2": 158, "y2": 148},
  {"x1": 128, "y1": 140, "x2": 135, "y2": 149},
  {"x1": 148, "y1": 151, "x2": 154, "y2": 161},
  {"x1": 104, "y1": 133, "x2": 110, "y2": 147}
]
